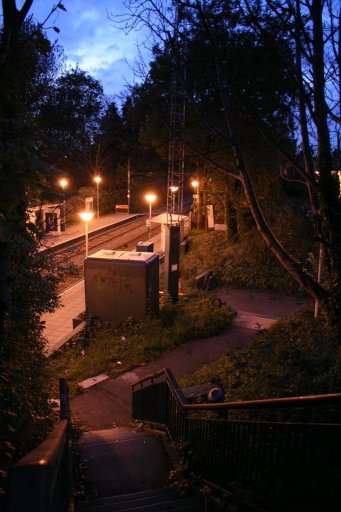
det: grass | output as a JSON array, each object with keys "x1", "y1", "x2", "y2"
[
  {"x1": 178, "y1": 309, "x2": 341, "y2": 402},
  {"x1": 48, "y1": 291, "x2": 234, "y2": 396}
]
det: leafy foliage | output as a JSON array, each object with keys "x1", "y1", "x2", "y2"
[
  {"x1": 181, "y1": 231, "x2": 227, "y2": 285},
  {"x1": 117, "y1": 0, "x2": 341, "y2": 331},
  {"x1": 37, "y1": 67, "x2": 105, "y2": 187},
  {"x1": 0, "y1": 234, "x2": 61, "y2": 495},
  {"x1": 179, "y1": 310, "x2": 341, "y2": 402},
  {"x1": 181, "y1": 222, "x2": 313, "y2": 296}
]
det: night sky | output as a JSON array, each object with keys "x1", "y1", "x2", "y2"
[{"x1": 29, "y1": 0, "x2": 149, "y2": 101}]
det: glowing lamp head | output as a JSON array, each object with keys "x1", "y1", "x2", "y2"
[
  {"x1": 94, "y1": 176, "x2": 102, "y2": 184},
  {"x1": 170, "y1": 186, "x2": 179, "y2": 193},
  {"x1": 59, "y1": 178, "x2": 68, "y2": 190},
  {"x1": 145, "y1": 193, "x2": 157, "y2": 204},
  {"x1": 79, "y1": 211, "x2": 95, "y2": 222},
  {"x1": 191, "y1": 180, "x2": 199, "y2": 189}
]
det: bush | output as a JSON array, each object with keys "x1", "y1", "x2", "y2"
[
  {"x1": 181, "y1": 228, "x2": 312, "y2": 296},
  {"x1": 181, "y1": 231, "x2": 227, "y2": 290},
  {"x1": 0, "y1": 235, "x2": 58, "y2": 496},
  {"x1": 179, "y1": 309, "x2": 341, "y2": 402}
]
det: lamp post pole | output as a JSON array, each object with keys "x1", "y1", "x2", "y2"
[
  {"x1": 192, "y1": 180, "x2": 199, "y2": 228},
  {"x1": 94, "y1": 176, "x2": 102, "y2": 219},
  {"x1": 79, "y1": 211, "x2": 94, "y2": 258},
  {"x1": 170, "y1": 186, "x2": 179, "y2": 216},
  {"x1": 145, "y1": 194, "x2": 156, "y2": 241},
  {"x1": 127, "y1": 159, "x2": 131, "y2": 214},
  {"x1": 59, "y1": 178, "x2": 68, "y2": 231}
]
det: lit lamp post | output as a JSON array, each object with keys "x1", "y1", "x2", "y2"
[
  {"x1": 59, "y1": 178, "x2": 68, "y2": 231},
  {"x1": 94, "y1": 176, "x2": 102, "y2": 219},
  {"x1": 191, "y1": 179, "x2": 199, "y2": 228},
  {"x1": 145, "y1": 193, "x2": 156, "y2": 241},
  {"x1": 170, "y1": 185, "x2": 179, "y2": 214},
  {"x1": 79, "y1": 211, "x2": 94, "y2": 258}
]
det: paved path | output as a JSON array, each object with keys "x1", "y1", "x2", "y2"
[
  {"x1": 43, "y1": 281, "x2": 86, "y2": 356},
  {"x1": 70, "y1": 288, "x2": 312, "y2": 430},
  {"x1": 42, "y1": 212, "x2": 313, "y2": 427}
]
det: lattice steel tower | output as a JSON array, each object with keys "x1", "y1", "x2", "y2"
[{"x1": 166, "y1": 6, "x2": 186, "y2": 225}]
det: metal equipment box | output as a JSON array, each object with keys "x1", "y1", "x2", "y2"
[
  {"x1": 136, "y1": 241, "x2": 154, "y2": 252},
  {"x1": 84, "y1": 250, "x2": 159, "y2": 323}
]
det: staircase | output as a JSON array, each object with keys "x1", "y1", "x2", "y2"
[{"x1": 77, "y1": 427, "x2": 205, "y2": 512}]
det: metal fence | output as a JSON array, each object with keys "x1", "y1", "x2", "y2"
[{"x1": 132, "y1": 368, "x2": 341, "y2": 512}]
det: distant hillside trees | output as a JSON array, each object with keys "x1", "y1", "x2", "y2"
[
  {"x1": 116, "y1": 0, "x2": 341, "y2": 331},
  {"x1": 37, "y1": 67, "x2": 106, "y2": 187},
  {"x1": 0, "y1": 0, "x2": 68, "y2": 496}
]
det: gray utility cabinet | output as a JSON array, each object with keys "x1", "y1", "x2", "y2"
[
  {"x1": 85, "y1": 250, "x2": 159, "y2": 323},
  {"x1": 136, "y1": 241, "x2": 154, "y2": 252}
]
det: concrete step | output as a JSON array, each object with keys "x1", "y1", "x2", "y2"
[
  {"x1": 81, "y1": 488, "x2": 177, "y2": 508},
  {"x1": 80, "y1": 488, "x2": 204, "y2": 511},
  {"x1": 79, "y1": 427, "x2": 172, "y2": 498},
  {"x1": 82, "y1": 428, "x2": 157, "y2": 444}
]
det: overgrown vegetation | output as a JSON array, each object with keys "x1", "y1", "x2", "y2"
[
  {"x1": 179, "y1": 309, "x2": 341, "y2": 403},
  {"x1": 49, "y1": 292, "x2": 234, "y2": 395},
  {"x1": 0, "y1": 236, "x2": 62, "y2": 496},
  {"x1": 181, "y1": 228, "x2": 311, "y2": 296}
]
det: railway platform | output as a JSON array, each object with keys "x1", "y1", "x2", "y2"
[
  {"x1": 41, "y1": 212, "x2": 313, "y2": 357},
  {"x1": 42, "y1": 212, "x2": 162, "y2": 356},
  {"x1": 41, "y1": 212, "x2": 137, "y2": 250}
]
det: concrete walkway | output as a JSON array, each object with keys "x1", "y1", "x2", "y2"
[
  {"x1": 70, "y1": 288, "x2": 313, "y2": 430},
  {"x1": 41, "y1": 212, "x2": 313, "y2": 428},
  {"x1": 41, "y1": 212, "x2": 134, "y2": 250}
]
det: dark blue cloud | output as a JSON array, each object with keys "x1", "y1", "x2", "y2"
[{"x1": 29, "y1": 0, "x2": 149, "y2": 98}]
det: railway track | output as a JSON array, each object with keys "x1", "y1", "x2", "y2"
[
  {"x1": 52, "y1": 217, "x2": 161, "y2": 294},
  {"x1": 46, "y1": 198, "x2": 193, "y2": 294}
]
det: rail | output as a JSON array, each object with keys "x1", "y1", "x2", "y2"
[
  {"x1": 41, "y1": 214, "x2": 143, "y2": 254},
  {"x1": 132, "y1": 368, "x2": 341, "y2": 512},
  {"x1": 7, "y1": 379, "x2": 71, "y2": 512}
]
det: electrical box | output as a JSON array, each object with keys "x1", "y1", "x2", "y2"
[
  {"x1": 84, "y1": 250, "x2": 159, "y2": 323},
  {"x1": 164, "y1": 225, "x2": 180, "y2": 303},
  {"x1": 136, "y1": 241, "x2": 154, "y2": 252}
]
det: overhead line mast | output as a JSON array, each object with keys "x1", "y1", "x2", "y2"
[
  {"x1": 166, "y1": 4, "x2": 186, "y2": 225},
  {"x1": 164, "y1": 3, "x2": 187, "y2": 303}
]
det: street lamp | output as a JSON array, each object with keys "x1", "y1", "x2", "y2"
[
  {"x1": 191, "y1": 180, "x2": 199, "y2": 228},
  {"x1": 145, "y1": 193, "x2": 156, "y2": 241},
  {"x1": 170, "y1": 185, "x2": 179, "y2": 214},
  {"x1": 79, "y1": 211, "x2": 94, "y2": 258},
  {"x1": 59, "y1": 178, "x2": 68, "y2": 231},
  {"x1": 94, "y1": 176, "x2": 102, "y2": 219}
]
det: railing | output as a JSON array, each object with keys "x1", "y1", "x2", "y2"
[
  {"x1": 132, "y1": 368, "x2": 341, "y2": 512},
  {"x1": 6, "y1": 379, "x2": 71, "y2": 512}
]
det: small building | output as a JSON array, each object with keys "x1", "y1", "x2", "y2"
[
  {"x1": 84, "y1": 250, "x2": 159, "y2": 323},
  {"x1": 28, "y1": 204, "x2": 62, "y2": 234},
  {"x1": 151, "y1": 213, "x2": 191, "y2": 251}
]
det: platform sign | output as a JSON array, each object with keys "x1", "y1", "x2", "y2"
[
  {"x1": 207, "y1": 205, "x2": 214, "y2": 229},
  {"x1": 85, "y1": 197, "x2": 94, "y2": 212}
]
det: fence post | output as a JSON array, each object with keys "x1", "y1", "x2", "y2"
[{"x1": 59, "y1": 378, "x2": 69, "y2": 420}]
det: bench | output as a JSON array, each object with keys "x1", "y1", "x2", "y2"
[
  {"x1": 115, "y1": 204, "x2": 129, "y2": 213},
  {"x1": 195, "y1": 269, "x2": 218, "y2": 290}
]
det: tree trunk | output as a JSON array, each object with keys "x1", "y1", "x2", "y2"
[{"x1": 311, "y1": 0, "x2": 341, "y2": 326}]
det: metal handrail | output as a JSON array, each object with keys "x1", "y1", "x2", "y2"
[
  {"x1": 133, "y1": 367, "x2": 341, "y2": 410},
  {"x1": 7, "y1": 379, "x2": 70, "y2": 511},
  {"x1": 132, "y1": 368, "x2": 341, "y2": 511}
]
